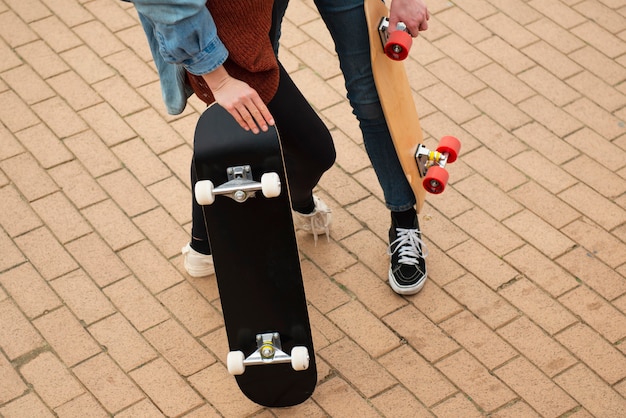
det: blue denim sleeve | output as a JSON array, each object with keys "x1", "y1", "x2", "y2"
[{"x1": 130, "y1": 0, "x2": 228, "y2": 75}]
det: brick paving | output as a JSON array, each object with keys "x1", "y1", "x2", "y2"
[{"x1": 1, "y1": 0, "x2": 625, "y2": 416}]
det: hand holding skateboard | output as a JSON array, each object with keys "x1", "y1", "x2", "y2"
[
  {"x1": 202, "y1": 66, "x2": 275, "y2": 134},
  {"x1": 381, "y1": 0, "x2": 430, "y2": 60},
  {"x1": 388, "y1": 0, "x2": 430, "y2": 38}
]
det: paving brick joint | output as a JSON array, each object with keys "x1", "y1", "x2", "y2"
[{"x1": 1, "y1": 0, "x2": 625, "y2": 417}]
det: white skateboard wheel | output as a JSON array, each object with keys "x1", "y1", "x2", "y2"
[
  {"x1": 227, "y1": 351, "x2": 246, "y2": 375},
  {"x1": 261, "y1": 172, "x2": 281, "y2": 198},
  {"x1": 290, "y1": 346, "x2": 309, "y2": 371},
  {"x1": 194, "y1": 180, "x2": 215, "y2": 205}
]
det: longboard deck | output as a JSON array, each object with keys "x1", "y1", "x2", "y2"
[
  {"x1": 364, "y1": 0, "x2": 427, "y2": 213},
  {"x1": 193, "y1": 104, "x2": 316, "y2": 407}
]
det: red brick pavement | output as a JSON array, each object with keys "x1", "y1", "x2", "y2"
[{"x1": 1, "y1": 0, "x2": 625, "y2": 416}]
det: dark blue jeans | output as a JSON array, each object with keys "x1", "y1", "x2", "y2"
[{"x1": 272, "y1": 0, "x2": 415, "y2": 212}]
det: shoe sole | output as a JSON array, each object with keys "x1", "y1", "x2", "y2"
[
  {"x1": 388, "y1": 269, "x2": 427, "y2": 295},
  {"x1": 184, "y1": 264, "x2": 215, "y2": 278}
]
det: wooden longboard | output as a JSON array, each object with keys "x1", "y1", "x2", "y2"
[
  {"x1": 364, "y1": 0, "x2": 427, "y2": 213},
  {"x1": 193, "y1": 103, "x2": 316, "y2": 407}
]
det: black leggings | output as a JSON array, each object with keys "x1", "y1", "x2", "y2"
[{"x1": 190, "y1": 64, "x2": 336, "y2": 254}]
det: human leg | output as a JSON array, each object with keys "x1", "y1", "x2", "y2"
[
  {"x1": 184, "y1": 2, "x2": 334, "y2": 276},
  {"x1": 268, "y1": 63, "x2": 336, "y2": 240},
  {"x1": 270, "y1": 0, "x2": 290, "y2": 54},
  {"x1": 267, "y1": 63, "x2": 335, "y2": 212},
  {"x1": 312, "y1": 0, "x2": 428, "y2": 293},
  {"x1": 313, "y1": 0, "x2": 415, "y2": 212},
  {"x1": 183, "y1": 160, "x2": 214, "y2": 277},
  {"x1": 184, "y1": 61, "x2": 335, "y2": 275}
]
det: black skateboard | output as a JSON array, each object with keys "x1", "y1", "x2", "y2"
[{"x1": 193, "y1": 103, "x2": 317, "y2": 407}]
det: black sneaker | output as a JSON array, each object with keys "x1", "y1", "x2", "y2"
[{"x1": 387, "y1": 216, "x2": 428, "y2": 295}]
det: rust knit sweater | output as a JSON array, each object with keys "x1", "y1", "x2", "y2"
[{"x1": 187, "y1": 0, "x2": 279, "y2": 105}]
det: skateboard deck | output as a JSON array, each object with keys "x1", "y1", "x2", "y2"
[
  {"x1": 364, "y1": 0, "x2": 460, "y2": 212},
  {"x1": 193, "y1": 103, "x2": 316, "y2": 407}
]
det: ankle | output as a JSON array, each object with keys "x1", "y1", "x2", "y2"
[
  {"x1": 391, "y1": 208, "x2": 417, "y2": 229},
  {"x1": 191, "y1": 238, "x2": 211, "y2": 255},
  {"x1": 293, "y1": 198, "x2": 316, "y2": 215}
]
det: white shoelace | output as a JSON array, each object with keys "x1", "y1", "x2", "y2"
[
  {"x1": 388, "y1": 228, "x2": 428, "y2": 265},
  {"x1": 295, "y1": 196, "x2": 331, "y2": 245},
  {"x1": 304, "y1": 210, "x2": 330, "y2": 245}
]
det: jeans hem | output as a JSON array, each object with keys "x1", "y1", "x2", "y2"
[{"x1": 387, "y1": 202, "x2": 416, "y2": 213}]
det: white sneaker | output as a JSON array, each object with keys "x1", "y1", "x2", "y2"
[
  {"x1": 181, "y1": 243, "x2": 215, "y2": 277},
  {"x1": 293, "y1": 195, "x2": 332, "y2": 244}
]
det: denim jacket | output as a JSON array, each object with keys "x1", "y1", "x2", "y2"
[{"x1": 123, "y1": 0, "x2": 229, "y2": 114}]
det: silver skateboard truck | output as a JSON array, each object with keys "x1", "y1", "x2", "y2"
[
  {"x1": 226, "y1": 333, "x2": 310, "y2": 375},
  {"x1": 194, "y1": 165, "x2": 281, "y2": 205},
  {"x1": 415, "y1": 144, "x2": 451, "y2": 178}
]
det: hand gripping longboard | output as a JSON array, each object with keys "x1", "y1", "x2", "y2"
[{"x1": 377, "y1": 15, "x2": 413, "y2": 61}]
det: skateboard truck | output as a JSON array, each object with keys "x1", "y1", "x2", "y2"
[
  {"x1": 194, "y1": 165, "x2": 282, "y2": 205},
  {"x1": 378, "y1": 17, "x2": 412, "y2": 60},
  {"x1": 416, "y1": 145, "x2": 449, "y2": 176},
  {"x1": 227, "y1": 332, "x2": 310, "y2": 375},
  {"x1": 415, "y1": 136, "x2": 461, "y2": 194}
]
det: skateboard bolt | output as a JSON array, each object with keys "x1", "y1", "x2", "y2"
[
  {"x1": 261, "y1": 345, "x2": 275, "y2": 358},
  {"x1": 234, "y1": 190, "x2": 246, "y2": 201}
]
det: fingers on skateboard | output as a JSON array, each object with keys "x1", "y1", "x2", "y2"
[
  {"x1": 378, "y1": 17, "x2": 412, "y2": 60},
  {"x1": 416, "y1": 136, "x2": 461, "y2": 194},
  {"x1": 227, "y1": 333, "x2": 310, "y2": 376},
  {"x1": 195, "y1": 165, "x2": 282, "y2": 205}
]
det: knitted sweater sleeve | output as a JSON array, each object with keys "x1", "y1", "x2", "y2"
[{"x1": 187, "y1": 0, "x2": 279, "y2": 104}]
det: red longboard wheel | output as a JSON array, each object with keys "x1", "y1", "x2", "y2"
[
  {"x1": 423, "y1": 165, "x2": 449, "y2": 194},
  {"x1": 385, "y1": 30, "x2": 412, "y2": 61},
  {"x1": 436, "y1": 136, "x2": 461, "y2": 163}
]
